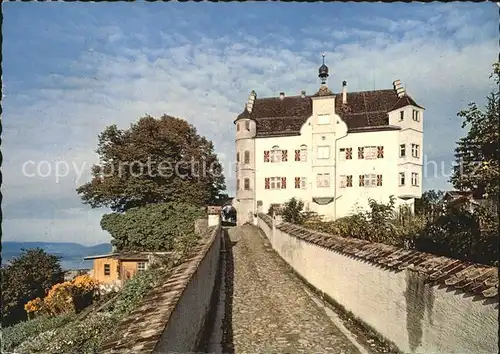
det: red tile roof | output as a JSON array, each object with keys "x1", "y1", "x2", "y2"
[{"x1": 236, "y1": 87, "x2": 423, "y2": 137}]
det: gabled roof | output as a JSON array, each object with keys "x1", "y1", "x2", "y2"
[{"x1": 236, "y1": 87, "x2": 423, "y2": 137}]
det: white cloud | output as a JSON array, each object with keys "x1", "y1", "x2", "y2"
[{"x1": 3, "y1": 3, "x2": 497, "y2": 243}]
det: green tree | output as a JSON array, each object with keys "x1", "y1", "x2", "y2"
[
  {"x1": 100, "y1": 202, "x2": 206, "y2": 252},
  {"x1": 450, "y1": 62, "x2": 500, "y2": 199},
  {"x1": 77, "y1": 115, "x2": 226, "y2": 212},
  {"x1": 1, "y1": 249, "x2": 64, "y2": 327},
  {"x1": 415, "y1": 189, "x2": 445, "y2": 218},
  {"x1": 282, "y1": 198, "x2": 306, "y2": 224}
]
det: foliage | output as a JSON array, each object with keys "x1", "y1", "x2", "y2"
[
  {"x1": 414, "y1": 189, "x2": 446, "y2": 218},
  {"x1": 412, "y1": 206, "x2": 498, "y2": 266},
  {"x1": 1, "y1": 248, "x2": 64, "y2": 327},
  {"x1": 13, "y1": 266, "x2": 169, "y2": 354},
  {"x1": 304, "y1": 196, "x2": 497, "y2": 266},
  {"x1": 25, "y1": 275, "x2": 98, "y2": 318},
  {"x1": 100, "y1": 202, "x2": 205, "y2": 252},
  {"x1": 281, "y1": 198, "x2": 306, "y2": 224},
  {"x1": 267, "y1": 203, "x2": 282, "y2": 216},
  {"x1": 109, "y1": 267, "x2": 167, "y2": 317},
  {"x1": 76, "y1": 115, "x2": 226, "y2": 212},
  {"x1": 450, "y1": 62, "x2": 500, "y2": 199},
  {"x1": 1, "y1": 313, "x2": 77, "y2": 352}
]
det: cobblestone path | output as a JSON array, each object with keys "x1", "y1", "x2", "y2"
[{"x1": 222, "y1": 224, "x2": 362, "y2": 354}]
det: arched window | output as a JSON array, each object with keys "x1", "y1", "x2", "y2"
[
  {"x1": 271, "y1": 145, "x2": 282, "y2": 163},
  {"x1": 236, "y1": 151, "x2": 240, "y2": 163},
  {"x1": 244, "y1": 150, "x2": 250, "y2": 164},
  {"x1": 300, "y1": 145, "x2": 307, "y2": 162}
]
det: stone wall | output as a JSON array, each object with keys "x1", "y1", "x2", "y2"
[
  {"x1": 257, "y1": 213, "x2": 499, "y2": 354},
  {"x1": 99, "y1": 222, "x2": 221, "y2": 354}
]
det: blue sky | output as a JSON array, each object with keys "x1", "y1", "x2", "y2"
[{"x1": 3, "y1": 2, "x2": 498, "y2": 244}]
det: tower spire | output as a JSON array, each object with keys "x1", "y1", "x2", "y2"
[{"x1": 318, "y1": 53, "x2": 329, "y2": 85}]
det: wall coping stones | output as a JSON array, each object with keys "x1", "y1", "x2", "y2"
[
  {"x1": 99, "y1": 225, "x2": 220, "y2": 354},
  {"x1": 257, "y1": 213, "x2": 498, "y2": 302}
]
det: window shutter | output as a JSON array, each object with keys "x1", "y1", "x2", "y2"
[
  {"x1": 346, "y1": 175, "x2": 353, "y2": 187},
  {"x1": 358, "y1": 147, "x2": 364, "y2": 159},
  {"x1": 282, "y1": 150, "x2": 288, "y2": 162},
  {"x1": 264, "y1": 151, "x2": 270, "y2": 162},
  {"x1": 294, "y1": 177, "x2": 300, "y2": 188},
  {"x1": 377, "y1": 174, "x2": 383, "y2": 186},
  {"x1": 295, "y1": 149, "x2": 300, "y2": 161},
  {"x1": 281, "y1": 177, "x2": 287, "y2": 188},
  {"x1": 346, "y1": 148, "x2": 352, "y2": 160},
  {"x1": 377, "y1": 146, "x2": 384, "y2": 158},
  {"x1": 359, "y1": 175, "x2": 365, "y2": 187},
  {"x1": 265, "y1": 178, "x2": 270, "y2": 189}
]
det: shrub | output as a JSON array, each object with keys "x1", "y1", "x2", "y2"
[
  {"x1": 25, "y1": 274, "x2": 98, "y2": 318},
  {"x1": 2, "y1": 313, "x2": 76, "y2": 352},
  {"x1": 282, "y1": 198, "x2": 305, "y2": 224},
  {"x1": 1, "y1": 248, "x2": 63, "y2": 327}
]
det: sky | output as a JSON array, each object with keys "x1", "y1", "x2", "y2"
[{"x1": 2, "y1": 2, "x2": 498, "y2": 245}]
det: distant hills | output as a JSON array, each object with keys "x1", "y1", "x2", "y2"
[{"x1": 1, "y1": 241, "x2": 112, "y2": 270}]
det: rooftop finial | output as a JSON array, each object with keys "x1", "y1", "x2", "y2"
[{"x1": 318, "y1": 53, "x2": 329, "y2": 85}]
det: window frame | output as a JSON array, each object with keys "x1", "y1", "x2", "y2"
[
  {"x1": 300, "y1": 145, "x2": 307, "y2": 162},
  {"x1": 317, "y1": 145, "x2": 330, "y2": 159},
  {"x1": 411, "y1": 172, "x2": 419, "y2": 186},
  {"x1": 104, "y1": 263, "x2": 111, "y2": 276},
  {"x1": 137, "y1": 262, "x2": 146, "y2": 272},
  {"x1": 364, "y1": 174, "x2": 377, "y2": 187},
  {"x1": 400, "y1": 144, "x2": 406, "y2": 157},
  {"x1": 316, "y1": 173, "x2": 330, "y2": 188},
  {"x1": 271, "y1": 146, "x2": 282, "y2": 163},
  {"x1": 399, "y1": 172, "x2": 406, "y2": 186},
  {"x1": 364, "y1": 146, "x2": 377, "y2": 160},
  {"x1": 244, "y1": 178, "x2": 250, "y2": 190},
  {"x1": 244, "y1": 150, "x2": 250, "y2": 164}
]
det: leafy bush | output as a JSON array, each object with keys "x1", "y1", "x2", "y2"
[
  {"x1": 282, "y1": 198, "x2": 305, "y2": 224},
  {"x1": 25, "y1": 275, "x2": 98, "y2": 318},
  {"x1": 14, "y1": 267, "x2": 169, "y2": 354},
  {"x1": 101, "y1": 202, "x2": 205, "y2": 252},
  {"x1": 303, "y1": 197, "x2": 497, "y2": 266},
  {"x1": 110, "y1": 267, "x2": 167, "y2": 317},
  {"x1": 15, "y1": 312, "x2": 116, "y2": 354},
  {"x1": 1, "y1": 248, "x2": 64, "y2": 327},
  {"x1": 2, "y1": 313, "x2": 76, "y2": 352}
]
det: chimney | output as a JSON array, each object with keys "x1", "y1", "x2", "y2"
[
  {"x1": 301, "y1": 90, "x2": 306, "y2": 98},
  {"x1": 279, "y1": 92, "x2": 285, "y2": 100},
  {"x1": 392, "y1": 79, "x2": 405, "y2": 98},
  {"x1": 246, "y1": 90, "x2": 256, "y2": 113},
  {"x1": 342, "y1": 81, "x2": 347, "y2": 104}
]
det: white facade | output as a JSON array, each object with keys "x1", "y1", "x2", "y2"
[{"x1": 235, "y1": 85, "x2": 424, "y2": 225}]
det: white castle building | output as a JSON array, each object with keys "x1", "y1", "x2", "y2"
[{"x1": 234, "y1": 58, "x2": 424, "y2": 225}]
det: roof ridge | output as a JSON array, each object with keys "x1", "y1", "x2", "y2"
[{"x1": 254, "y1": 88, "x2": 396, "y2": 101}]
